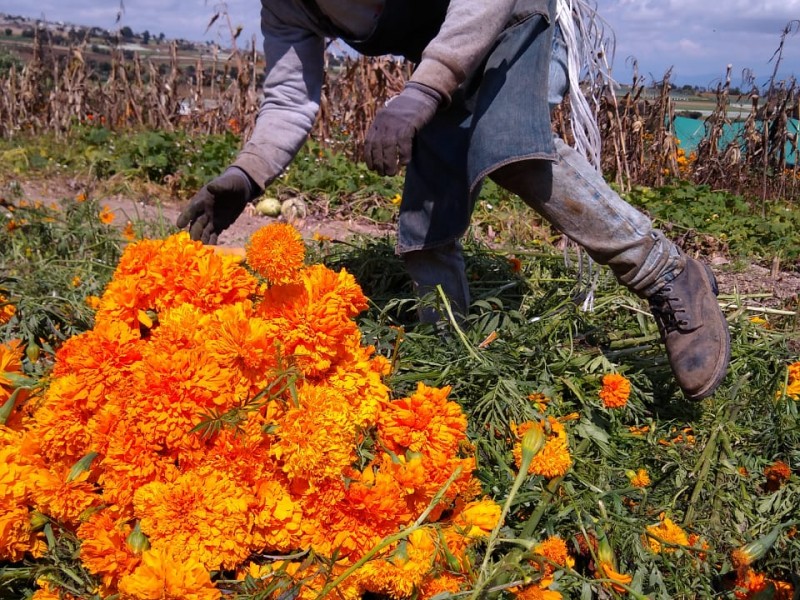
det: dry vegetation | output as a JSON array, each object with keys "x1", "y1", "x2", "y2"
[{"x1": 1, "y1": 25, "x2": 799, "y2": 208}]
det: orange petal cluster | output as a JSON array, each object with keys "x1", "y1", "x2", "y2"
[
  {"x1": 599, "y1": 373, "x2": 631, "y2": 408},
  {"x1": 1, "y1": 226, "x2": 494, "y2": 599},
  {"x1": 512, "y1": 418, "x2": 573, "y2": 479}
]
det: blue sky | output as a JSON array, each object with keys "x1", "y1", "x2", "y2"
[{"x1": 4, "y1": 1, "x2": 800, "y2": 86}]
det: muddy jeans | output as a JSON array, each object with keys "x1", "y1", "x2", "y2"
[{"x1": 403, "y1": 137, "x2": 685, "y2": 320}]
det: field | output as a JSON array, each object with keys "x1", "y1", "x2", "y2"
[{"x1": 1, "y1": 21, "x2": 800, "y2": 600}]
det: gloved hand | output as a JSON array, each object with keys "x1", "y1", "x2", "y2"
[
  {"x1": 176, "y1": 167, "x2": 259, "y2": 244},
  {"x1": 364, "y1": 83, "x2": 442, "y2": 176}
]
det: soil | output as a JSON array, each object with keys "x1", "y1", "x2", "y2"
[{"x1": 8, "y1": 176, "x2": 800, "y2": 315}]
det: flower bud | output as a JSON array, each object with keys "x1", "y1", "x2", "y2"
[{"x1": 126, "y1": 521, "x2": 151, "y2": 554}]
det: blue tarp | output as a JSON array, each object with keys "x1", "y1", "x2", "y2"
[{"x1": 671, "y1": 115, "x2": 799, "y2": 165}]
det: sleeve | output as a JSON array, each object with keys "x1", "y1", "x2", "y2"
[
  {"x1": 232, "y1": 5, "x2": 326, "y2": 190},
  {"x1": 409, "y1": 0, "x2": 543, "y2": 102}
]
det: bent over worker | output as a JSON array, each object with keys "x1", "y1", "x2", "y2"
[{"x1": 176, "y1": 0, "x2": 731, "y2": 401}]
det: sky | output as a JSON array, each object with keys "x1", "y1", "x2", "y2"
[{"x1": 4, "y1": 1, "x2": 800, "y2": 87}]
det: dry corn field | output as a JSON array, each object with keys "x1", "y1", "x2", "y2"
[{"x1": 2, "y1": 30, "x2": 799, "y2": 207}]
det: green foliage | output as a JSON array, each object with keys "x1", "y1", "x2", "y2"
[
  {"x1": 623, "y1": 181, "x2": 800, "y2": 264},
  {"x1": 0, "y1": 191, "x2": 151, "y2": 376},
  {"x1": 0, "y1": 126, "x2": 241, "y2": 195},
  {"x1": 322, "y1": 236, "x2": 800, "y2": 599}
]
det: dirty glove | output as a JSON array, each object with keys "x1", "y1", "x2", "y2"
[
  {"x1": 176, "y1": 167, "x2": 260, "y2": 244},
  {"x1": 364, "y1": 83, "x2": 442, "y2": 176}
]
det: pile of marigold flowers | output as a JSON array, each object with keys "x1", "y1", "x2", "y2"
[{"x1": 0, "y1": 225, "x2": 506, "y2": 600}]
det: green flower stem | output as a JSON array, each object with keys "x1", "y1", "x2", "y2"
[{"x1": 521, "y1": 437, "x2": 590, "y2": 539}]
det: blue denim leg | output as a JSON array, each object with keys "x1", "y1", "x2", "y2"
[{"x1": 548, "y1": 138, "x2": 684, "y2": 296}]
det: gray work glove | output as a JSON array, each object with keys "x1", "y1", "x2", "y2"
[
  {"x1": 364, "y1": 83, "x2": 442, "y2": 176},
  {"x1": 176, "y1": 167, "x2": 260, "y2": 244}
]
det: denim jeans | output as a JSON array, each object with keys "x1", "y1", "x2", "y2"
[{"x1": 399, "y1": 2, "x2": 684, "y2": 319}]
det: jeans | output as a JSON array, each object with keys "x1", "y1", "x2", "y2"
[{"x1": 402, "y1": 138, "x2": 685, "y2": 322}]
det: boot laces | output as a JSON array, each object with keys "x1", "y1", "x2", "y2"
[{"x1": 649, "y1": 285, "x2": 690, "y2": 334}]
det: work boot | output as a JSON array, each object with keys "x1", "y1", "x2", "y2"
[{"x1": 647, "y1": 257, "x2": 730, "y2": 400}]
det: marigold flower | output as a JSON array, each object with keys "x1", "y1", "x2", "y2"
[
  {"x1": 764, "y1": 460, "x2": 791, "y2": 491},
  {"x1": 645, "y1": 516, "x2": 689, "y2": 553},
  {"x1": 627, "y1": 468, "x2": 651, "y2": 488},
  {"x1": 99, "y1": 205, "x2": 116, "y2": 224},
  {"x1": 134, "y1": 467, "x2": 254, "y2": 571},
  {"x1": 122, "y1": 221, "x2": 136, "y2": 241},
  {"x1": 246, "y1": 223, "x2": 306, "y2": 284},
  {"x1": 596, "y1": 560, "x2": 633, "y2": 593},
  {"x1": 77, "y1": 511, "x2": 140, "y2": 593},
  {"x1": 0, "y1": 505, "x2": 46, "y2": 562},
  {"x1": 534, "y1": 535, "x2": 574, "y2": 570},
  {"x1": 513, "y1": 418, "x2": 572, "y2": 479},
  {"x1": 0, "y1": 295, "x2": 15, "y2": 324},
  {"x1": 599, "y1": 373, "x2": 631, "y2": 408},
  {"x1": 117, "y1": 547, "x2": 221, "y2": 600}
]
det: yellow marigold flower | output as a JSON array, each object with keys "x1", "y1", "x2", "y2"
[
  {"x1": 452, "y1": 498, "x2": 502, "y2": 540},
  {"x1": 246, "y1": 223, "x2": 306, "y2": 284},
  {"x1": 645, "y1": 516, "x2": 689, "y2": 553},
  {"x1": 271, "y1": 383, "x2": 361, "y2": 484},
  {"x1": 513, "y1": 418, "x2": 572, "y2": 479},
  {"x1": 99, "y1": 205, "x2": 116, "y2": 224},
  {"x1": 117, "y1": 547, "x2": 221, "y2": 600},
  {"x1": 627, "y1": 468, "x2": 651, "y2": 488},
  {"x1": 599, "y1": 373, "x2": 631, "y2": 408},
  {"x1": 0, "y1": 295, "x2": 15, "y2": 324}
]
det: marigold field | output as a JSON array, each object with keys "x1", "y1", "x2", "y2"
[{"x1": 0, "y1": 187, "x2": 797, "y2": 600}]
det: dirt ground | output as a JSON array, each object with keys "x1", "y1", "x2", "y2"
[{"x1": 9, "y1": 177, "x2": 800, "y2": 314}]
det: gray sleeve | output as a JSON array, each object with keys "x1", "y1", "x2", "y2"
[
  {"x1": 232, "y1": 6, "x2": 325, "y2": 189},
  {"x1": 409, "y1": 0, "x2": 517, "y2": 101}
]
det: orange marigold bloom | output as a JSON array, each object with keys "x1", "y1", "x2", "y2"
[
  {"x1": 418, "y1": 572, "x2": 466, "y2": 600},
  {"x1": 534, "y1": 535, "x2": 574, "y2": 570},
  {"x1": 246, "y1": 223, "x2": 306, "y2": 284},
  {"x1": 122, "y1": 221, "x2": 136, "y2": 241},
  {"x1": 645, "y1": 516, "x2": 689, "y2": 553},
  {"x1": 117, "y1": 547, "x2": 221, "y2": 600},
  {"x1": 0, "y1": 505, "x2": 46, "y2": 562},
  {"x1": 599, "y1": 373, "x2": 631, "y2": 408},
  {"x1": 764, "y1": 460, "x2": 791, "y2": 490},
  {"x1": 513, "y1": 419, "x2": 572, "y2": 479},
  {"x1": 99, "y1": 205, "x2": 116, "y2": 224},
  {"x1": 378, "y1": 383, "x2": 467, "y2": 463},
  {"x1": 77, "y1": 511, "x2": 140, "y2": 593},
  {"x1": 133, "y1": 467, "x2": 254, "y2": 571},
  {"x1": 0, "y1": 294, "x2": 15, "y2": 324},
  {"x1": 627, "y1": 468, "x2": 651, "y2": 488},
  {"x1": 595, "y1": 560, "x2": 632, "y2": 593},
  {"x1": 31, "y1": 580, "x2": 80, "y2": 600}
]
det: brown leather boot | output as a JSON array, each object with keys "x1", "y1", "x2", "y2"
[{"x1": 647, "y1": 257, "x2": 731, "y2": 400}]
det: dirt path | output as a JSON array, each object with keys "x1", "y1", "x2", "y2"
[{"x1": 9, "y1": 176, "x2": 800, "y2": 314}]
